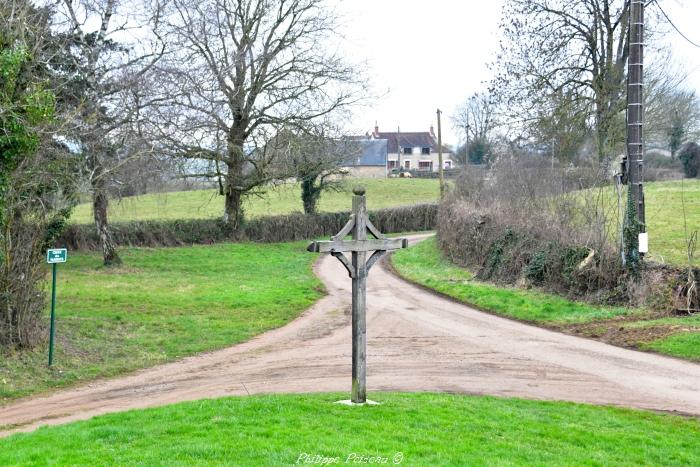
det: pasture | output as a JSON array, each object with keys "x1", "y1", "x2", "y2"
[
  {"x1": 641, "y1": 179, "x2": 700, "y2": 266},
  {"x1": 70, "y1": 178, "x2": 442, "y2": 224}
]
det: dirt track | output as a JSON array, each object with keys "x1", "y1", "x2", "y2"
[{"x1": 2, "y1": 233, "x2": 700, "y2": 437}]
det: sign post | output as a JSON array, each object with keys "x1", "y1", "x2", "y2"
[
  {"x1": 308, "y1": 187, "x2": 407, "y2": 403},
  {"x1": 46, "y1": 248, "x2": 67, "y2": 366}
]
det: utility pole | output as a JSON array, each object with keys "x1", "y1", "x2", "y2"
[
  {"x1": 396, "y1": 126, "x2": 401, "y2": 174},
  {"x1": 436, "y1": 109, "x2": 445, "y2": 197},
  {"x1": 624, "y1": 0, "x2": 647, "y2": 265}
]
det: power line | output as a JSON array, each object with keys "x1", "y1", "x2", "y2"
[{"x1": 653, "y1": 0, "x2": 700, "y2": 49}]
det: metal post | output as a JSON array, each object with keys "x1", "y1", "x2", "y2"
[
  {"x1": 48, "y1": 262, "x2": 57, "y2": 366},
  {"x1": 351, "y1": 188, "x2": 367, "y2": 403}
]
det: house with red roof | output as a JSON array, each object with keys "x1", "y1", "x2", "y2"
[{"x1": 371, "y1": 123, "x2": 454, "y2": 173}]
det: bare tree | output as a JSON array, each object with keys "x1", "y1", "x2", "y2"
[
  {"x1": 149, "y1": 0, "x2": 365, "y2": 229},
  {"x1": 531, "y1": 89, "x2": 591, "y2": 165},
  {"x1": 454, "y1": 93, "x2": 497, "y2": 143},
  {"x1": 644, "y1": 56, "x2": 700, "y2": 157},
  {"x1": 267, "y1": 123, "x2": 360, "y2": 214},
  {"x1": 54, "y1": 0, "x2": 165, "y2": 266},
  {"x1": 491, "y1": 0, "x2": 652, "y2": 162},
  {"x1": 453, "y1": 92, "x2": 497, "y2": 164}
]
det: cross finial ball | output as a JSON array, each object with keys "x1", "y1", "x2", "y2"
[{"x1": 353, "y1": 186, "x2": 366, "y2": 196}]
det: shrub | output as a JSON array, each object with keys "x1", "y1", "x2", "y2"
[
  {"x1": 56, "y1": 203, "x2": 438, "y2": 250},
  {"x1": 679, "y1": 142, "x2": 700, "y2": 178},
  {"x1": 437, "y1": 161, "x2": 623, "y2": 301}
]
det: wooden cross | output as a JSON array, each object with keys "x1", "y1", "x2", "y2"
[{"x1": 307, "y1": 186, "x2": 407, "y2": 403}]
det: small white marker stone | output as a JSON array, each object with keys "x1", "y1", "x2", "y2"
[{"x1": 334, "y1": 399, "x2": 381, "y2": 406}]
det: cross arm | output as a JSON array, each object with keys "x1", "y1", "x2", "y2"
[
  {"x1": 365, "y1": 218, "x2": 385, "y2": 239},
  {"x1": 332, "y1": 215, "x2": 355, "y2": 241},
  {"x1": 332, "y1": 251, "x2": 355, "y2": 278},
  {"x1": 365, "y1": 249, "x2": 387, "y2": 272},
  {"x1": 307, "y1": 238, "x2": 407, "y2": 253}
]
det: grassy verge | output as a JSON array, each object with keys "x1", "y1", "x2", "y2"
[
  {"x1": 0, "y1": 242, "x2": 322, "y2": 403},
  {"x1": 642, "y1": 333, "x2": 700, "y2": 361},
  {"x1": 391, "y1": 237, "x2": 633, "y2": 325},
  {"x1": 70, "y1": 178, "x2": 441, "y2": 224},
  {"x1": 391, "y1": 237, "x2": 700, "y2": 361},
  {"x1": 1, "y1": 393, "x2": 699, "y2": 465}
]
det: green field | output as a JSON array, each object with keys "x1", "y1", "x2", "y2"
[
  {"x1": 392, "y1": 237, "x2": 700, "y2": 360},
  {"x1": 641, "y1": 179, "x2": 700, "y2": 266},
  {"x1": 580, "y1": 179, "x2": 700, "y2": 266},
  {"x1": 1, "y1": 393, "x2": 698, "y2": 465},
  {"x1": 0, "y1": 242, "x2": 322, "y2": 402},
  {"x1": 70, "y1": 178, "x2": 441, "y2": 224}
]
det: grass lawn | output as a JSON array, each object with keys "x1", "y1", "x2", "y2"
[
  {"x1": 0, "y1": 242, "x2": 322, "y2": 403},
  {"x1": 391, "y1": 237, "x2": 700, "y2": 361},
  {"x1": 643, "y1": 332, "x2": 700, "y2": 361},
  {"x1": 70, "y1": 178, "x2": 441, "y2": 224},
  {"x1": 1, "y1": 393, "x2": 699, "y2": 466},
  {"x1": 391, "y1": 237, "x2": 634, "y2": 325},
  {"x1": 642, "y1": 179, "x2": 700, "y2": 266}
]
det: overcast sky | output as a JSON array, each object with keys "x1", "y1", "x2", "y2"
[{"x1": 336, "y1": 0, "x2": 700, "y2": 146}]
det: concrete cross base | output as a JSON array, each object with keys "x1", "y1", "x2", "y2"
[{"x1": 334, "y1": 399, "x2": 381, "y2": 406}]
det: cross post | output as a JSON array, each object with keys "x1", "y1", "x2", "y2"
[{"x1": 308, "y1": 186, "x2": 408, "y2": 403}]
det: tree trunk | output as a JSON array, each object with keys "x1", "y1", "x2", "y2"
[
  {"x1": 595, "y1": 101, "x2": 608, "y2": 163},
  {"x1": 301, "y1": 177, "x2": 320, "y2": 214},
  {"x1": 223, "y1": 138, "x2": 246, "y2": 229},
  {"x1": 91, "y1": 167, "x2": 121, "y2": 267},
  {"x1": 223, "y1": 188, "x2": 244, "y2": 230}
]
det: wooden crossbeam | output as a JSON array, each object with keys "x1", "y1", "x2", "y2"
[{"x1": 307, "y1": 238, "x2": 407, "y2": 254}]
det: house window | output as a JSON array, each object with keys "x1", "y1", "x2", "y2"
[
  {"x1": 418, "y1": 161, "x2": 432, "y2": 171},
  {"x1": 404, "y1": 160, "x2": 411, "y2": 169},
  {"x1": 421, "y1": 147, "x2": 430, "y2": 155},
  {"x1": 403, "y1": 147, "x2": 412, "y2": 155},
  {"x1": 388, "y1": 160, "x2": 398, "y2": 169},
  {"x1": 444, "y1": 160, "x2": 452, "y2": 169}
]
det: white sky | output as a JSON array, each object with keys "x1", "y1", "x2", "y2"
[{"x1": 336, "y1": 0, "x2": 700, "y2": 147}]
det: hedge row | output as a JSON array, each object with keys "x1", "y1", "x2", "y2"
[
  {"x1": 436, "y1": 200, "x2": 622, "y2": 301},
  {"x1": 57, "y1": 203, "x2": 438, "y2": 250}
]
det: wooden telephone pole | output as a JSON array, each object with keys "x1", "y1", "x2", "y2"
[
  {"x1": 624, "y1": 0, "x2": 647, "y2": 263},
  {"x1": 436, "y1": 109, "x2": 445, "y2": 198}
]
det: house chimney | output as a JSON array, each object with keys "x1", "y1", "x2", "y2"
[
  {"x1": 429, "y1": 124, "x2": 435, "y2": 138},
  {"x1": 374, "y1": 121, "x2": 379, "y2": 137}
]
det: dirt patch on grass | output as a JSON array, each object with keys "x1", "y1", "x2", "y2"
[{"x1": 563, "y1": 319, "x2": 693, "y2": 350}]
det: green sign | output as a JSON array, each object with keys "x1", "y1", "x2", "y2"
[{"x1": 47, "y1": 248, "x2": 67, "y2": 264}]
